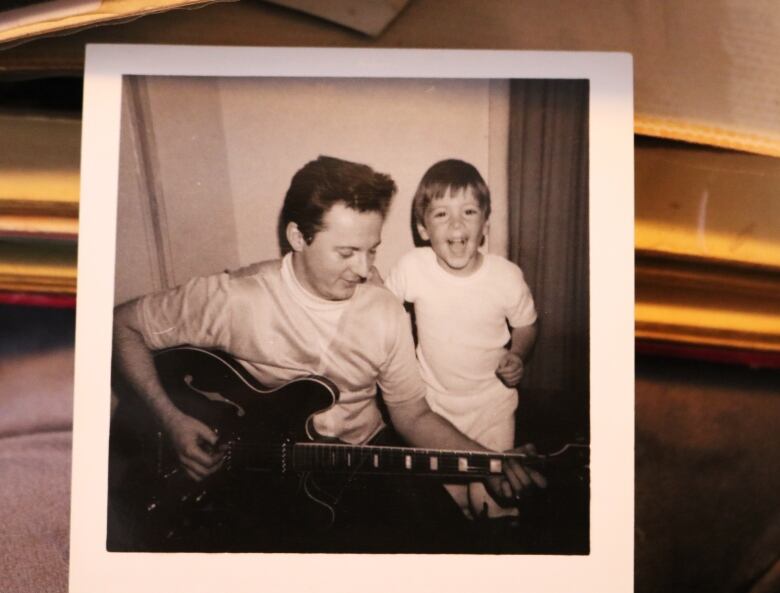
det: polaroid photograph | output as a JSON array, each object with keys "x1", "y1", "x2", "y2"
[{"x1": 70, "y1": 46, "x2": 634, "y2": 593}]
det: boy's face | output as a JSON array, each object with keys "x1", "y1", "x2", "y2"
[{"x1": 417, "y1": 187, "x2": 488, "y2": 277}]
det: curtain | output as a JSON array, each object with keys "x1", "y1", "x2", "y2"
[{"x1": 508, "y1": 79, "x2": 590, "y2": 432}]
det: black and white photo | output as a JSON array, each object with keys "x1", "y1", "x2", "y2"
[{"x1": 70, "y1": 46, "x2": 633, "y2": 593}]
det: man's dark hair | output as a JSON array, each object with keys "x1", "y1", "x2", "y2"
[
  {"x1": 278, "y1": 156, "x2": 397, "y2": 252},
  {"x1": 412, "y1": 159, "x2": 491, "y2": 230}
]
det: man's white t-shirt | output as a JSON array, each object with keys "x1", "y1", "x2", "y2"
[{"x1": 134, "y1": 253, "x2": 426, "y2": 445}]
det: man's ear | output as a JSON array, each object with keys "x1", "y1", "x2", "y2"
[
  {"x1": 416, "y1": 222, "x2": 430, "y2": 242},
  {"x1": 286, "y1": 222, "x2": 306, "y2": 252}
]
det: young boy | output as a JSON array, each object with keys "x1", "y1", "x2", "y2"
[{"x1": 385, "y1": 159, "x2": 539, "y2": 519}]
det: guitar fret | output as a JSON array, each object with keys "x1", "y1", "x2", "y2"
[{"x1": 292, "y1": 443, "x2": 538, "y2": 477}]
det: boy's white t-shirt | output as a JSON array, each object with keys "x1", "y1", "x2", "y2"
[
  {"x1": 386, "y1": 247, "x2": 537, "y2": 517},
  {"x1": 385, "y1": 247, "x2": 537, "y2": 446}
]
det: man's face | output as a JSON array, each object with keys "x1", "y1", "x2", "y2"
[
  {"x1": 292, "y1": 202, "x2": 383, "y2": 301},
  {"x1": 417, "y1": 186, "x2": 488, "y2": 277}
]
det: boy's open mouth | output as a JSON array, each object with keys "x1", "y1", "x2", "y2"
[{"x1": 447, "y1": 237, "x2": 469, "y2": 254}]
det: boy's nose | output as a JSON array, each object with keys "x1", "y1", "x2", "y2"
[{"x1": 449, "y1": 217, "x2": 465, "y2": 230}]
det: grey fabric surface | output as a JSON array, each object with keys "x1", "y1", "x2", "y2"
[
  {"x1": 1, "y1": 306, "x2": 74, "y2": 593},
  {"x1": 635, "y1": 356, "x2": 780, "y2": 593}
]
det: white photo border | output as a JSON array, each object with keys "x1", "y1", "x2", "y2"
[{"x1": 71, "y1": 45, "x2": 634, "y2": 593}]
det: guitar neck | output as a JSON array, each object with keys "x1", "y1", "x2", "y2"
[{"x1": 291, "y1": 442, "x2": 585, "y2": 478}]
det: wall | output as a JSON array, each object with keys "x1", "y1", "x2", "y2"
[{"x1": 114, "y1": 76, "x2": 509, "y2": 303}]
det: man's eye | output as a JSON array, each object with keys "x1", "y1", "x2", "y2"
[{"x1": 338, "y1": 250, "x2": 354, "y2": 258}]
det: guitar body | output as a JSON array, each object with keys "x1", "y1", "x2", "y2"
[{"x1": 108, "y1": 346, "x2": 345, "y2": 551}]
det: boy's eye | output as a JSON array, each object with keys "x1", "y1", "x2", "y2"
[{"x1": 431, "y1": 210, "x2": 447, "y2": 219}]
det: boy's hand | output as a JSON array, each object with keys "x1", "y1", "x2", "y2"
[{"x1": 496, "y1": 351, "x2": 524, "y2": 387}]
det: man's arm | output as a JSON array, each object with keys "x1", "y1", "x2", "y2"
[
  {"x1": 113, "y1": 301, "x2": 223, "y2": 481},
  {"x1": 387, "y1": 396, "x2": 546, "y2": 503},
  {"x1": 496, "y1": 322, "x2": 538, "y2": 388}
]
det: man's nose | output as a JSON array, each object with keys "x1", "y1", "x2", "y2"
[{"x1": 350, "y1": 253, "x2": 370, "y2": 279}]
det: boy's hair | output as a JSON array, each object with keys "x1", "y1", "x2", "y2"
[
  {"x1": 279, "y1": 155, "x2": 397, "y2": 249},
  {"x1": 412, "y1": 159, "x2": 491, "y2": 228}
]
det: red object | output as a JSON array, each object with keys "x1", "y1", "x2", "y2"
[
  {"x1": 0, "y1": 291, "x2": 76, "y2": 308},
  {"x1": 636, "y1": 339, "x2": 780, "y2": 369}
]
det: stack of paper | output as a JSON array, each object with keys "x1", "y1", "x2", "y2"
[
  {"x1": 0, "y1": 0, "x2": 232, "y2": 46},
  {"x1": 635, "y1": 137, "x2": 780, "y2": 355},
  {"x1": 0, "y1": 112, "x2": 79, "y2": 298}
]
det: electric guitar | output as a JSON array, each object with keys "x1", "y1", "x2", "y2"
[{"x1": 108, "y1": 346, "x2": 588, "y2": 550}]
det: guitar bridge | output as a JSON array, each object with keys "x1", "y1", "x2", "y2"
[{"x1": 280, "y1": 438, "x2": 291, "y2": 475}]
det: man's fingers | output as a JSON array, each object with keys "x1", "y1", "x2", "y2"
[
  {"x1": 505, "y1": 460, "x2": 533, "y2": 492},
  {"x1": 183, "y1": 440, "x2": 218, "y2": 467},
  {"x1": 196, "y1": 424, "x2": 219, "y2": 447},
  {"x1": 502, "y1": 448, "x2": 548, "y2": 495},
  {"x1": 181, "y1": 447, "x2": 225, "y2": 480},
  {"x1": 529, "y1": 468, "x2": 547, "y2": 489},
  {"x1": 181, "y1": 458, "x2": 209, "y2": 482},
  {"x1": 521, "y1": 443, "x2": 538, "y2": 456},
  {"x1": 501, "y1": 479, "x2": 513, "y2": 499}
]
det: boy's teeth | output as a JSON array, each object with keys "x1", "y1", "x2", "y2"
[{"x1": 448, "y1": 238, "x2": 467, "y2": 253}]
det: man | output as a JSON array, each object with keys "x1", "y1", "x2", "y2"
[{"x1": 111, "y1": 155, "x2": 544, "y2": 552}]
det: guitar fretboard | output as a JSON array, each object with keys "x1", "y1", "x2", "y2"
[{"x1": 292, "y1": 442, "x2": 508, "y2": 477}]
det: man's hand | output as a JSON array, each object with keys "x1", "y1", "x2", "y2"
[
  {"x1": 485, "y1": 443, "x2": 547, "y2": 506},
  {"x1": 496, "y1": 351, "x2": 524, "y2": 387},
  {"x1": 389, "y1": 398, "x2": 546, "y2": 508},
  {"x1": 163, "y1": 410, "x2": 225, "y2": 481}
]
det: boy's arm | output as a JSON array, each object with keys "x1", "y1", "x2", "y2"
[
  {"x1": 367, "y1": 265, "x2": 384, "y2": 286},
  {"x1": 496, "y1": 322, "x2": 538, "y2": 387},
  {"x1": 383, "y1": 260, "x2": 409, "y2": 302}
]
